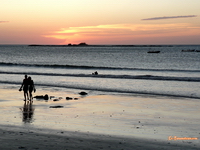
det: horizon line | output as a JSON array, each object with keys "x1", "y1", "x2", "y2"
[{"x1": 1, "y1": 44, "x2": 200, "y2": 46}]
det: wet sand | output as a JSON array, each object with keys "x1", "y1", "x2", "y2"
[{"x1": 0, "y1": 84, "x2": 200, "y2": 149}]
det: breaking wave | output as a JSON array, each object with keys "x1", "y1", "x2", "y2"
[
  {"x1": 0, "y1": 71, "x2": 200, "y2": 82},
  {"x1": 0, "y1": 62, "x2": 200, "y2": 72}
]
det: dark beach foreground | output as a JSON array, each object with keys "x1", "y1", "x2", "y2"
[
  {"x1": 0, "y1": 124, "x2": 199, "y2": 150},
  {"x1": 0, "y1": 84, "x2": 199, "y2": 150}
]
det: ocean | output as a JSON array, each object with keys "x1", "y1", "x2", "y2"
[{"x1": 0, "y1": 45, "x2": 200, "y2": 99}]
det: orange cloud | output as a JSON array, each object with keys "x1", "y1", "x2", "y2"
[
  {"x1": 0, "y1": 21, "x2": 9, "y2": 23},
  {"x1": 43, "y1": 23, "x2": 200, "y2": 44}
]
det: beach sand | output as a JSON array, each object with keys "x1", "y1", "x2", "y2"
[{"x1": 0, "y1": 84, "x2": 200, "y2": 150}]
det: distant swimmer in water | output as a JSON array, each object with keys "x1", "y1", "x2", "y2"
[
  {"x1": 19, "y1": 74, "x2": 29, "y2": 101},
  {"x1": 28, "y1": 76, "x2": 36, "y2": 100},
  {"x1": 92, "y1": 71, "x2": 98, "y2": 75}
]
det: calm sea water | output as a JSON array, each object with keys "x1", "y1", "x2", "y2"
[{"x1": 0, "y1": 45, "x2": 200, "y2": 99}]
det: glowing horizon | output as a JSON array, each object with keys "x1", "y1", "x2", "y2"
[
  {"x1": 43, "y1": 23, "x2": 200, "y2": 45},
  {"x1": 1, "y1": 0, "x2": 200, "y2": 45}
]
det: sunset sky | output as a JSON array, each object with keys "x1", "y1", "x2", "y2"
[{"x1": 1, "y1": 0, "x2": 200, "y2": 45}]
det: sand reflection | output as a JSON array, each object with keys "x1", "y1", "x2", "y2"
[{"x1": 20, "y1": 100, "x2": 35, "y2": 123}]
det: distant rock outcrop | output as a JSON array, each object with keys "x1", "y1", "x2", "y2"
[
  {"x1": 78, "y1": 42, "x2": 88, "y2": 46},
  {"x1": 29, "y1": 42, "x2": 88, "y2": 47}
]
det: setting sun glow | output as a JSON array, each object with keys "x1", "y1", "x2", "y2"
[{"x1": 1, "y1": 0, "x2": 200, "y2": 45}]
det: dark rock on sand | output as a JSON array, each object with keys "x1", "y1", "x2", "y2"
[
  {"x1": 53, "y1": 99, "x2": 59, "y2": 101},
  {"x1": 18, "y1": 146, "x2": 26, "y2": 149},
  {"x1": 44, "y1": 94, "x2": 49, "y2": 100},
  {"x1": 50, "y1": 96, "x2": 55, "y2": 99},
  {"x1": 34, "y1": 94, "x2": 49, "y2": 100},
  {"x1": 79, "y1": 91, "x2": 88, "y2": 95},
  {"x1": 49, "y1": 106, "x2": 64, "y2": 108},
  {"x1": 66, "y1": 97, "x2": 73, "y2": 100},
  {"x1": 34, "y1": 95, "x2": 44, "y2": 99}
]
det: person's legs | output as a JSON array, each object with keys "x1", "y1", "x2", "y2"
[
  {"x1": 23, "y1": 89, "x2": 29, "y2": 100},
  {"x1": 26, "y1": 92, "x2": 29, "y2": 100},
  {"x1": 23, "y1": 91, "x2": 27, "y2": 100},
  {"x1": 29, "y1": 91, "x2": 32, "y2": 100}
]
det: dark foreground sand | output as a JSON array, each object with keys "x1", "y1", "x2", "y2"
[
  {"x1": 0, "y1": 125, "x2": 199, "y2": 150},
  {"x1": 0, "y1": 85, "x2": 200, "y2": 149}
]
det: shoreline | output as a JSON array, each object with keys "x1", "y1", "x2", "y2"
[{"x1": 0, "y1": 84, "x2": 200, "y2": 149}]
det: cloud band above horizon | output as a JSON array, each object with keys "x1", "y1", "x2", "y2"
[
  {"x1": 0, "y1": 21, "x2": 9, "y2": 23},
  {"x1": 142, "y1": 15, "x2": 197, "y2": 21},
  {"x1": 43, "y1": 23, "x2": 200, "y2": 44}
]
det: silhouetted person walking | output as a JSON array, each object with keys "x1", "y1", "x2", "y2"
[
  {"x1": 28, "y1": 76, "x2": 36, "y2": 100},
  {"x1": 19, "y1": 74, "x2": 29, "y2": 101}
]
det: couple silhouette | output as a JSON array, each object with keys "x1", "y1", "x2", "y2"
[{"x1": 19, "y1": 74, "x2": 36, "y2": 101}]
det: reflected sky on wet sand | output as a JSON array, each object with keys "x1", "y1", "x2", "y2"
[{"x1": 0, "y1": 86, "x2": 200, "y2": 143}]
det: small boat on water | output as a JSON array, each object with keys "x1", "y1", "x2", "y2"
[
  {"x1": 147, "y1": 51, "x2": 160, "y2": 53},
  {"x1": 181, "y1": 49, "x2": 195, "y2": 52},
  {"x1": 195, "y1": 50, "x2": 200, "y2": 52}
]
